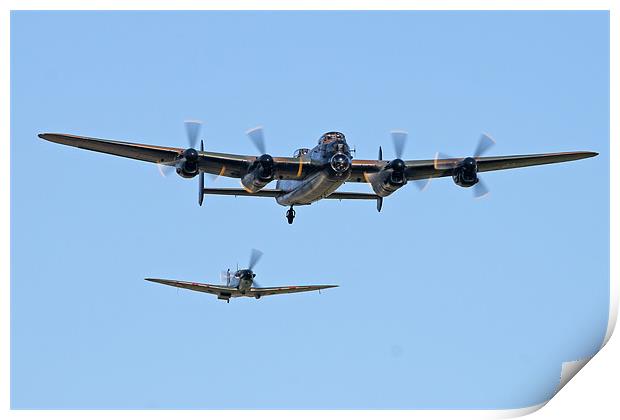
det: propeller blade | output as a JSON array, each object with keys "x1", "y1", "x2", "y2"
[
  {"x1": 473, "y1": 133, "x2": 496, "y2": 157},
  {"x1": 413, "y1": 178, "x2": 432, "y2": 191},
  {"x1": 248, "y1": 248, "x2": 263, "y2": 271},
  {"x1": 246, "y1": 126, "x2": 267, "y2": 155},
  {"x1": 252, "y1": 279, "x2": 262, "y2": 288},
  {"x1": 220, "y1": 270, "x2": 232, "y2": 286},
  {"x1": 473, "y1": 178, "x2": 490, "y2": 198},
  {"x1": 390, "y1": 130, "x2": 407, "y2": 159},
  {"x1": 157, "y1": 163, "x2": 175, "y2": 177},
  {"x1": 433, "y1": 152, "x2": 460, "y2": 170},
  {"x1": 378, "y1": 146, "x2": 383, "y2": 161},
  {"x1": 184, "y1": 120, "x2": 202, "y2": 149}
]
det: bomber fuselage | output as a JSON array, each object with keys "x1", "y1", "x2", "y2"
[{"x1": 276, "y1": 131, "x2": 353, "y2": 206}]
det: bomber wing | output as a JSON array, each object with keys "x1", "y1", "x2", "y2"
[
  {"x1": 348, "y1": 151, "x2": 597, "y2": 182},
  {"x1": 38, "y1": 133, "x2": 316, "y2": 180}
]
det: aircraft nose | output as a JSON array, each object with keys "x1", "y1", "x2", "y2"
[
  {"x1": 333, "y1": 140, "x2": 350, "y2": 156},
  {"x1": 330, "y1": 153, "x2": 351, "y2": 173}
]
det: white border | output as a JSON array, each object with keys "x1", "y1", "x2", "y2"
[{"x1": 2, "y1": 1, "x2": 616, "y2": 419}]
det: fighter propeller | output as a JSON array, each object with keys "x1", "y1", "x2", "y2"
[
  {"x1": 248, "y1": 248, "x2": 264, "y2": 271},
  {"x1": 219, "y1": 248, "x2": 264, "y2": 288},
  {"x1": 247, "y1": 248, "x2": 264, "y2": 287}
]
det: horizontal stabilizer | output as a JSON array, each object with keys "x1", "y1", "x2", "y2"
[
  {"x1": 203, "y1": 188, "x2": 282, "y2": 198},
  {"x1": 201, "y1": 188, "x2": 379, "y2": 200},
  {"x1": 325, "y1": 191, "x2": 379, "y2": 200}
]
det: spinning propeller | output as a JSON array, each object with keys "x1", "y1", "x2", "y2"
[
  {"x1": 221, "y1": 249, "x2": 264, "y2": 288},
  {"x1": 184, "y1": 120, "x2": 202, "y2": 149},
  {"x1": 154, "y1": 120, "x2": 221, "y2": 206},
  {"x1": 434, "y1": 133, "x2": 496, "y2": 198},
  {"x1": 248, "y1": 248, "x2": 263, "y2": 271},
  {"x1": 157, "y1": 120, "x2": 204, "y2": 177},
  {"x1": 382, "y1": 130, "x2": 430, "y2": 191},
  {"x1": 246, "y1": 126, "x2": 267, "y2": 155},
  {"x1": 245, "y1": 126, "x2": 275, "y2": 180},
  {"x1": 248, "y1": 248, "x2": 263, "y2": 287}
]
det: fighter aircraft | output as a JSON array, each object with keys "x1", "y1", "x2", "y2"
[
  {"x1": 38, "y1": 121, "x2": 597, "y2": 224},
  {"x1": 145, "y1": 249, "x2": 337, "y2": 303}
]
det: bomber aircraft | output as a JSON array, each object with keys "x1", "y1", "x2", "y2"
[
  {"x1": 145, "y1": 249, "x2": 337, "y2": 303},
  {"x1": 39, "y1": 121, "x2": 597, "y2": 224}
]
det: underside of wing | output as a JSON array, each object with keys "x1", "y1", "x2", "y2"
[
  {"x1": 38, "y1": 133, "x2": 258, "y2": 176},
  {"x1": 348, "y1": 159, "x2": 385, "y2": 182},
  {"x1": 246, "y1": 285, "x2": 338, "y2": 297},
  {"x1": 404, "y1": 151, "x2": 598, "y2": 181},
  {"x1": 474, "y1": 151, "x2": 598, "y2": 172},
  {"x1": 41, "y1": 133, "x2": 596, "y2": 185},
  {"x1": 145, "y1": 278, "x2": 237, "y2": 296},
  {"x1": 39, "y1": 133, "x2": 183, "y2": 164},
  {"x1": 197, "y1": 154, "x2": 315, "y2": 179},
  {"x1": 39, "y1": 133, "x2": 321, "y2": 180},
  {"x1": 348, "y1": 151, "x2": 597, "y2": 182}
]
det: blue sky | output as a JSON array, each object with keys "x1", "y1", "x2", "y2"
[{"x1": 11, "y1": 11, "x2": 609, "y2": 409}]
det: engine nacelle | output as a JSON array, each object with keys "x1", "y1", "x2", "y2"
[
  {"x1": 241, "y1": 154, "x2": 275, "y2": 192},
  {"x1": 369, "y1": 159, "x2": 408, "y2": 197},
  {"x1": 175, "y1": 148, "x2": 200, "y2": 178},
  {"x1": 452, "y1": 157, "x2": 479, "y2": 188}
]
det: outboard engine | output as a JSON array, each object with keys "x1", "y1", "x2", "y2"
[
  {"x1": 176, "y1": 148, "x2": 200, "y2": 178},
  {"x1": 452, "y1": 157, "x2": 479, "y2": 188},
  {"x1": 241, "y1": 154, "x2": 275, "y2": 192}
]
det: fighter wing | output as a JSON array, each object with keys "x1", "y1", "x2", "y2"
[
  {"x1": 145, "y1": 278, "x2": 237, "y2": 296},
  {"x1": 38, "y1": 133, "x2": 313, "y2": 179},
  {"x1": 246, "y1": 285, "x2": 338, "y2": 297},
  {"x1": 348, "y1": 151, "x2": 597, "y2": 182}
]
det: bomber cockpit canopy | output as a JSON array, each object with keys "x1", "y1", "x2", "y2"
[
  {"x1": 293, "y1": 148, "x2": 310, "y2": 158},
  {"x1": 318, "y1": 132, "x2": 346, "y2": 145}
]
